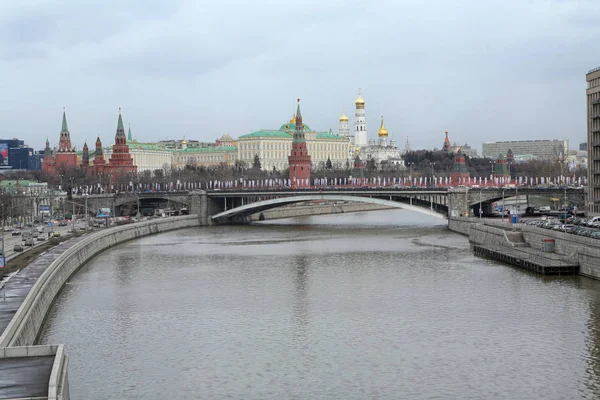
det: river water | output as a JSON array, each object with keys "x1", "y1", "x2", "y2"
[{"x1": 39, "y1": 210, "x2": 600, "y2": 399}]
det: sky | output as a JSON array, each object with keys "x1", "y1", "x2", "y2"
[{"x1": 1, "y1": 0, "x2": 599, "y2": 152}]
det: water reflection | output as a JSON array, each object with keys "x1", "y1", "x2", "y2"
[{"x1": 39, "y1": 210, "x2": 600, "y2": 399}]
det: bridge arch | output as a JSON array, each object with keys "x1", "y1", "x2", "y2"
[{"x1": 211, "y1": 194, "x2": 446, "y2": 223}]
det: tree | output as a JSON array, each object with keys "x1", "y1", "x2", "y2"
[
  {"x1": 253, "y1": 154, "x2": 261, "y2": 170},
  {"x1": 325, "y1": 157, "x2": 332, "y2": 170}
]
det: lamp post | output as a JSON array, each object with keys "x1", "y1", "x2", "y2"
[
  {"x1": 1, "y1": 203, "x2": 4, "y2": 270},
  {"x1": 501, "y1": 188, "x2": 505, "y2": 223},
  {"x1": 430, "y1": 162, "x2": 436, "y2": 187}
]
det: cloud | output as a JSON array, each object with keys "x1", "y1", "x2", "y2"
[{"x1": 0, "y1": 0, "x2": 598, "y2": 152}]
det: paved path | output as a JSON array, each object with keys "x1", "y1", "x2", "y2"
[
  {"x1": 0, "y1": 234, "x2": 88, "y2": 400},
  {"x1": 0, "y1": 356, "x2": 55, "y2": 399},
  {"x1": 0, "y1": 235, "x2": 87, "y2": 335}
]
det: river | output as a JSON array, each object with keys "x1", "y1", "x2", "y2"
[{"x1": 39, "y1": 210, "x2": 600, "y2": 399}]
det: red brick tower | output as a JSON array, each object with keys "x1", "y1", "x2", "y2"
[
  {"x1": 288, "y1": 99, "x2": 311, "y2": 187},
  {"x1": 81, "y1": 141, "x2": 90, "y2": 171},
  {"x1": 41, "y1": 137, "x2": 56, "y2": 175},
  {"x1": 105, "y1": 109, "x2": 137, "y2": 179},
  {"x1": 449, "y1": 149, "x2": 470, "y2": 182},
  {"x1": 94, "y1": 136, "x2": 106, "y2": 175},
  {"x1": 55, "y1": 109, "x2": 78, "y2": 167}
]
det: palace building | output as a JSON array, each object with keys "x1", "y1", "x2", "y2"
[{"x1": 237, "y1": 114, "x2": 349, "y2": 171}]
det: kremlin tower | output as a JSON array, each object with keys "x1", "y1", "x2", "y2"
[
  {"x1": 94, "y1": 136, "x2": 106, "y2": 175},
  {"x1": 104, "y1": 109, "x2": 137, "y2": 179},
  {"x1": 493, "y1": 154, "x2": 510, "y2": 180},
  {"x1": 449, "y1": 149, "x2": 470, "y2": 182},
  {"x1": 288, "y1": 99, "x2": 311, "y2": 186},
  {"x1": 354, "y1": 89, "x2": 367, "y2": 147},
  {"x1": 42, "y1": 109, "x2": 78, "y2": 174},
  {"x1": 81, "y1": 141, "x2": 90, "y2": 170}
]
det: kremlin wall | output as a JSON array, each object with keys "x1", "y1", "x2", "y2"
[
  {"x1": 36, "y1": 90, "x2": 540, "y2": 183},
  {"x1": 39, "y1": 91, "x2": 414, "y2": 180}
]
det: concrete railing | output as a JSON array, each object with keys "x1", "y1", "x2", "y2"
[
  {"x1": 0, "y1": 344, "x2": 69, "y2": 399},
  {"x1": 0, "y1": 215, "x2": 199, "y2": 348}
]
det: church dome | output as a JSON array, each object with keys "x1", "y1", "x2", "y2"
[
  {"x1": 355, "y1": 94, "x2": 365, "y2": 106},
  {"x1": 377, "y1": 117, "x2": 388, "y2": 137},
  {"x1": 339, "y1": 113, "x2": 349, "y2": 122}
]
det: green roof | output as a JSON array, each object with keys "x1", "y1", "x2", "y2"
[
  {"x1": 175, "y1": 145, "x2": 237, "y2": 153},
  {"x1": 316, "y1": 132, "x2": 345, "y2": 140},
  {"x1": 239, "y1": 130, "x2": 292, "y2": 139},
  {"x1": 127, "y1": 141, "x2": 169, "y2": 151}
]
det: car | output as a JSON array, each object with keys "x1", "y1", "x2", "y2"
[
  {"x1": 53, "y1": 231, "x2": 60, "y2": 237},
  {"x1": 11, "y1": 230, "x2": 20, "y2": 236},
  {"x1": 24, "y1": 239, "x2": 33, "y2": 247},
  {"x1": 13, "y1": 244, "x2": 23, "y2": 252},
  {"x1": 32, "y1": 232, "x2": 38, "y2": 238},
  {"x1": 3, "y1": 226, "x2": 11, "y2": 232},
  {"x1": 37, "y1": 236, "x2": 45, "y2": 241}
]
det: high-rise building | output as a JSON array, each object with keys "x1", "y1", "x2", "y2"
[
  {"x1": 354, "y1": 89, "x2": 367, "y2": 147},
  {"x1": 482, "y1": 139, "x2": 568, "y2": 159},
  {"x1": 587, "y1": 66, "x2": 600, "y2": 215},
  {"x1": 580, "y1": 142, "x2": 588, "y2": 151}
]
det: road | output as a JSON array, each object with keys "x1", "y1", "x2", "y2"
[{"x1": 1, "y1": 222, "x2": 80, "y2": 261}]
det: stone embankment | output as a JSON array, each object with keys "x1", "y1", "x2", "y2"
[
  {"x1": 448, "y1": 217, "x2": 600, "y2": 279},
  {"x1": 250, "y1": 203, "x2": 393, "y2": 221}
]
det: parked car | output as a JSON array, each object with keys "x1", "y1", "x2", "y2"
[
  {"x1": 24, "y1": 239, "x2": 33, "y2": 247},
  {"x1": 37, "y1": 236, "x2": 45, "y2": 241},
  {"x1": 13, "y1": 244, "x2": 23, "y2": 252},
  {"x1": 53, "y1": 231, "x2": 60, "y2": 237},
  {"x1": 11, "y1": 230, "x2": 20, "y2": 236}
]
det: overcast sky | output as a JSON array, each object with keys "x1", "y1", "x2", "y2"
[{"x1": 1, "y1": 0, "x2": 598, "y2": 152}]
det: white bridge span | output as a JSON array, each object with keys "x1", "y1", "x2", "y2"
[{"x1": 211, "y1": 195, "x2": 446, "y2": 222}]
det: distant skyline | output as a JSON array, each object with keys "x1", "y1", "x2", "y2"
[{"x1": 1, "y1": 0, "x2": 598, "y2": 152}]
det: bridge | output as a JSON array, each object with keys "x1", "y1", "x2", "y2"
[{"x1": 73, "y1": 186, "x2": 586, "y2": 224}]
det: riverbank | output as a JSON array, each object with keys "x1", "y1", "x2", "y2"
[
  {"x1": 0, "y1": 215, "x2": 200, "y2": 400},
  {"x1": 448, "y1": 217, "x2": 600, "y2": 279},
  {"x1": 250, "y1": 202, "x2": 394, "y2": 221}
]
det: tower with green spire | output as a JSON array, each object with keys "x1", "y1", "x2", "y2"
[
  {"x1": 105, "y1": 108, "x2": 137, "y2": 178},
  {"x1": 58, "y1": 108, "x2": 73, "y2": 152},
  {"x1": 46, "y1": 108, "x2": 78, "y2": 174},
  {"x1": 127, "y1": 124, "x2": 133, "y2": 142},
  {"x1": 288, "y1": 99, "x2": 311, "y2": 186},
  {"x1": 493, "y1": 154, "x2": 510, "y2": 179}
]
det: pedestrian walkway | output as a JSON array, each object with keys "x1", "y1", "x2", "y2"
[{"x1": 0, "y1": 235, "x2": 87, "y2": 400}]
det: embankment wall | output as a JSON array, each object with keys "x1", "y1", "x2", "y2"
[
  {"x1": 0, "y1": 215, "x2": 199, "y2": 348},
  {"x1": 521, "y1": 226, "x2": 600, "y2": 279}
]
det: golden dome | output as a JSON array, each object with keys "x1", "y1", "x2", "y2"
[
  {"x1": 339, "y1": 113, "x2": 349, "y2": 122},
  {"x1": 289, "y1": 113, "x2": 296, "y2": 123},
  {"x1": 378, "y1": 117, "x2": 388, "y2": 136},
  {"x1": 181, "y1": 137, "x2": 187, "y2": 145},
  {"x1": 355, "y1": 94, "x2": 365, "y2": 105}
]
